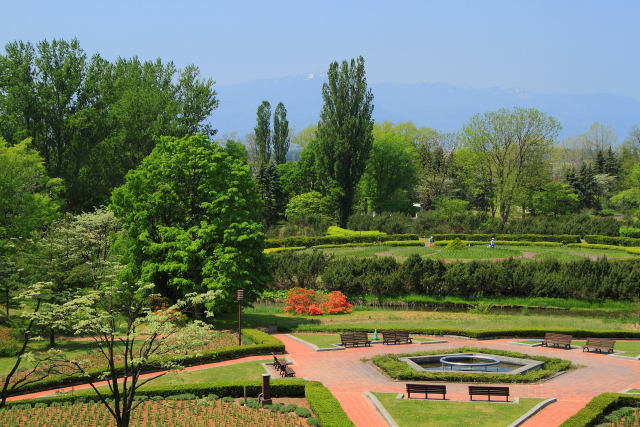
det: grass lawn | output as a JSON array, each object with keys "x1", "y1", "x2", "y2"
[
  {"x1": 373, "y1": 393, "x2": 545, "y2": 427},
  {"x1": 146, "y1": 359, "x2": 271, "y2": 387},
  {"x1": 431, "y1": 247, "x2": 522, "y2": 260},
  {"x1": 627, "y1": 389, "x2": 640, "y2": 393},
  {"x1": 291, "y1": 333, "x2": 341, "y2": 348},
  {"x1": 517, "y1": 340, "x2": 542, "y2": 345},
  {"x1": 217, "y1": 306, "x2": 640, "y2": 335}
]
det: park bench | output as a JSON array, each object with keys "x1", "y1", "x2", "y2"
[
  {"x1": 582, "y1": 338, "x2": 616, "y2": 354},
  {"x1": 541, "y1": 332, "x2": 573, "y2": 349},
  {"x1": 383, "y1": 330, "x2": 413, "y2": 345},
  {"x1": 340, "y1": 332, "x2": 371, "y2": 348},
  {"x1": 282, "y1": 365, "x2": 296, "y2": 377},
  {"x1": 468, "y1": 386, "x2": 510, "y2": 401},
  {"x1": 406, "y1": 383, "x2": 446, "y2": 399},
  {"x1": 272, "y1": 353, "x2": 290, "y2": 373}
]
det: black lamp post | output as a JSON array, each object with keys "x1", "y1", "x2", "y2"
[{"x1": 237, "y1": 289, "x2": 244, "y2": 346}]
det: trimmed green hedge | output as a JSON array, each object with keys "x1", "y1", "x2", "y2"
[
  {"x1": 305, "y1": 381, "x2": 355, "y2": 427},
  {"x1": 566, "y1": 242, "x2": 640, "y2": 255},
  {"x1": 265, "y1": 233, "x2": 419, "y2": 248},
  {"x1": 584, "y1": 235, "x2": 640, "y2": 247},
  {"x1": 432, "y1": 233, "x2": 580, "y2": 243},
  {"x1": 434, "y1": 240, "x2": 563, "y2": 247},
  {"x1": 372, "y1": 346, "x2": 574, "y2": 384},
  {"x1": 6, "y1": 329, "x2": 285, "y2": 397},
  {"x1": 561, "y1": 393, "x2": 640, "y2": 427},
  {"x1": 291, "y1": 325, "x2": 640, "y2": 339}
]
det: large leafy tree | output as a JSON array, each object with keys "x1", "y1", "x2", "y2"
[
  {"x1": 315, "y1": 56, "x2": 374, "y2": 226},
  {"x1": 111, "y1": 134, "x2": 269, "y2": 313},
  {"x1": 0, "y1": 38, "x2": 218, "y2": 211},
  {"x1": 462, "y1": 107, "x2": 560, "y2": 223}
]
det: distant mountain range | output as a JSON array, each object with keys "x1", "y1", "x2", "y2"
[{"x1": 210, "y1": 75, "x2": 640, "y2": 142}]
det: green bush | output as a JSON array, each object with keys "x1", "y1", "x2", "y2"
[
  {"x1": 325, "y1": 226, "x2": 386, "y2": 238},
  {"x1": 265, "y1": 233, "x2": 419, "y2": 248},
  {"x1": 295, "y1": 407, "x2": 312, "y2": 418},
  {"x1": 372, "y1": 347, "x2": 573, "y2": 384},
  {"x1": 584, "y1": 235, "x2": 640, "y2": 247},
  {"x1": 561, "y1": 393, "x2": 640, "y2": 427},
  {"x1": 305, "y1": 381, "x2": 355, "y2": 427},
  {"x1": 432, "y1": 233, "x2": 580, "y2": 243},
  {"x1": 0, "y1": 327, "x2": 20, "y2": 357},
  {"x1": 445, "y1": 238, "x2": 467, "y2": 250},
  {"x1": 620, "y1": 226, "x2": 640, "y2": 238}
]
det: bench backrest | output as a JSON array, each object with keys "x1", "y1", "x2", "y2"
[
  {"x1": 586, "y1": 337, "x2": 615, "y2": 348},
  {"x1": 407, "y1": 384, "x2": 445, "y2": 392},
  {"x1": 353, "y1": 332, "x2": 369, "y2": 341},
  {"x1": 545, "y1": 332, "x2": 573, "y2": 343},
  {"x1": 468, "y1": 386, "x2": 509, "y2": 395},
  {"x1": 396, "y1": 330, "x2": 409, "y2": 338}
]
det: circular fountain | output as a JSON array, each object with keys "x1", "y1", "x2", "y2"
[{"x1": 439, "y1": 354, "x2": 501, "y2": 372}]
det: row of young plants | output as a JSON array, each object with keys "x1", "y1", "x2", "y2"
[
  {"x1": 270, "y1": 250, "x2": 640, "y2": 301},
  {"x1": 3, "y1": 380, "x2": 354, "y2": 427},
  {"x1": 3, "y1": 329, "x2": 284, "y2": 396},
  {"x1": 371, "y1": 347, "x2": 574, "y2": 384},
  {"x1": 560, "y1": 393, "x2": 640, "y2": 427}
]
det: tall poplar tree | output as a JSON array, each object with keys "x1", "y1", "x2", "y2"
[
  {"x1": 272, "y1": 102, "x2": 290, "y2": 164},
  {"x1": 315, "y1": 56, "x2": 374, "y2": 226},
  {"x1": 254, "y1": 101, "x2": 271, "y2": 164}
]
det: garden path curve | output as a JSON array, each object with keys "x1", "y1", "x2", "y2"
[{"x1": 275, "y1": 334, "x2": 640, "y2": 427}]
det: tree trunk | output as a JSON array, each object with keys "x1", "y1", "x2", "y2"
[
  {"x1": 4, "y1": 288, "x2": 8, "y2": 318},
  {"x1": 49, "y1": 328, "x2": 55, "y2": 347}
]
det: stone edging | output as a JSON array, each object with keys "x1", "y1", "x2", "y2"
[
  {"x1": 508, "y1": 341, "x2": 542, "y2": 347},
  {"x1": 285, "y1": 334, "x2": 345, "y2": 351},
  {"x1": 621, "y1": 388, "x2": 640, "y2": 394},
  {"x1": 364, "y1": 392, "x2": 398, "y2": 427},
  {"x1": 507, "y1": 398, "x2": 557, "y2": 427}
]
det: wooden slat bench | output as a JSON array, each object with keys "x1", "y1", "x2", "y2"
[
  {"x1": 541, "y1": 332, "x2": 573, "y2": 349},
  {"x1": 468, "y1": 386, "x2": 510, "y2": 401},
  {"x1": 582, "y1": 338, "x2": 615, "y2": 354},
  {"x1": 383, "y1": 330, "x2": 413, "y2": 345},
  {"x1": 340, "y1": 332, "x2": 371, "y2": 348},
  {"x1": 272, "y1": 353, "x2": 290, "y2": 374},
  {"x1": 406, "y1": 383, "x2": 446, "y2": 399},
  {"x1": 282, "y1": 365, "x2": 296, "y2": 377}
]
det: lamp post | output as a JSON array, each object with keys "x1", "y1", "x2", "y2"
[{"x1": 237, "y1": 289, "x2": 244, "y2": 346}]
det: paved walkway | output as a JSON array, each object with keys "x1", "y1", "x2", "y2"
[
  {"x1": 274, "y1": 334, "x2": 640, "y2": 427},
  {"x1": 6, "y1": 335, "x2": 640, "y2": 426}
]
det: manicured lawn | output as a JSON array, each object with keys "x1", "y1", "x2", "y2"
[
  {"x1": 627, "y1": 389, "x2": 640, "y2": 393},
  {"x1": 431, "y1": 247, "x2": 522, "y2": 260},
  {"x1": 146, "y1": 359, "x2": 271, "y2": 387},
  {"x1": 292, "y1": 333, "x2": 341, "y2": 348},
  {"x1": 373, "y1": 393, "x2": 545, "y2": 427},
  {"x1": 222, "y1": 307, "x2": 640, "y2": 335}
]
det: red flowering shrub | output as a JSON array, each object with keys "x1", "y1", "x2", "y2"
[
  {"x1": 154, "y1": 306, "x2": 188, "y2": 326},
  {"x1": 284, "y1": 287, "x2": 352, "y2": 315}
]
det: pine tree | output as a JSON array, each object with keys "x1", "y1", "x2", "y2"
[{"x1": 594, "y1": 150, "x2": 606, "y2": 174}]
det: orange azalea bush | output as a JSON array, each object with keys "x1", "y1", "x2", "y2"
[{"x1": 284, "y1": 287, "x2": 352, "y2": 315}]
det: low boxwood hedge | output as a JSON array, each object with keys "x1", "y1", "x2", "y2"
[
  {"x1": 432, "y1": 233, "x2": 580, "y2": 243},
  {"x1": 265, "y1": 233, "x2": 419, "y2": 248},
  {"x1": 6, "y1": 329, "x2": 285, "y2": 397},
  {"x1": 305, "y1": 381, "x2": 355, "y2": 427},
  {"x1": 560, "y1": 393, "x2": 640, "y2": 427},
  {"x1": 434, "y1": 240, "x2": 563, "y2": 247},
  {"x1": 584, "y1": 235, "x2": 640, "y2": 247},
  {"x1": 291, "y1": 325, "x2": 640, "y2": 339},
  {"x1": 372, "y1": 346, "x2": 574, "y2": 384}
]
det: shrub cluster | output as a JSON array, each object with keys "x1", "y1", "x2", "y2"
[
  {"x1": 348, "y1": 211, "x2": 622, "y2": 236},
  {"x1": 265, "y1": 233, "x2": 419, "y2": 248},
  {"x1": 273, "y1": 253, "x2": 640, "y2": 302},
  {"x1": 584, "y1": 234, "x2": 640, "y2": 247},
  {"x1": 305, "y1": 381, "x2": 355, "y2": 427},
  {"x1": 284, "y1": 288, "x2": 352, "y2": 315},
  {"x1": 432, "y1": 233, "x2": 579, "y2": 243},
  {"x1": 560, "y1": 393, "x2": 640, "y2": 427},
  {"x1": 619, "y1": 226, "x2": 640, "y2": 238}
]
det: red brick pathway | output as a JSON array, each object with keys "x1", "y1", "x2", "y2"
[
  {"x1": 7, "y1": 335, "x2": 640, "y2": 426},
  {"x1": 275, "y1": 334, "x2": 640, "y2": 427}
]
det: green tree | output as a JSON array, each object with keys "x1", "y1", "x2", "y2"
[
  {"x1": 417, "y1": 131, "x2": 459, "y2": 210},
  {"x1": 359, "y1": 122, "x2": 418, "y2": 213},
  {"x1": 254, "y1": 100, "x2": 271, "y2": 164},
  {"x1": 315, "y1": 56, "x2": 374, "y2": 226},
  {"x1": 462, "y1": 107, "x2": 560, "y2": 222},
  {"x1": 272, "y1": 102, "x2": 290, "y2": 164},
  {"x1": 0, "y1": 139, "x2": 61, "y2": 317},
  {"x1": 111, "y1": 134, "x2": 270, "y2": 313},
  {"x1": 285, "y1": 191, "x2": 333, "y2": 223},
  {"x1": 531, "y1": 182, "x2": 579, "y2": 215},
  {"x1": 256, "y1": 162, "x2": 285, "y2": 227}
]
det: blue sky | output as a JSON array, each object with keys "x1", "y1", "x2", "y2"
[{"x1": 1, "y1": 0, "x2": 639, "y2": 99}]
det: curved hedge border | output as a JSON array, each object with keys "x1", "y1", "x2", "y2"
[
  {"x1": 567, "y1": 242, "x2": 640, "y2": 255},
  {"x1": 265, "y1": 233, "x2": 419, "y2": 248},
  {"x1": 585, "y1": 235, "x2": 640, "y2": 247},
  {"x1": 432, "y1": 233, "x2": 580, "y2": 243},
  {"x1": 6, "y1": 329, "x2": 285, "y2": 397},
  {"x1": 291, "y1": 325, "x2": 640, "y2": 339},
  {"x1": 305, "y1": 381, "x2": 355, "y2": 427},
  {"x1": 372, "y1": 347, "x2": 574, "y2": 384},
  {"x1": 560, "y1": 393, "x2": 640, "y2": 427}
]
